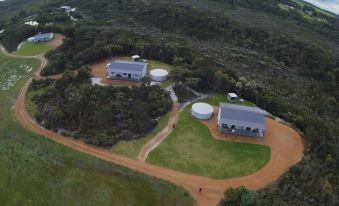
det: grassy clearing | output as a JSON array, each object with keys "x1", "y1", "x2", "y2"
[
  {"x1": 0, "y1": 53, "x2": 194, "y2": 206},
  {"x1": 202, "y1": 93, "x2": 255, "y2": 107},
  {"x1": 112, "y1": 113, "x2": 170, "y2": 159},
  {"x1": 147, "y1": 104, "x2": 270, "y2": 179},
  {"x1": 14, "y1": 41, "x2": 53, "y2": 56}
]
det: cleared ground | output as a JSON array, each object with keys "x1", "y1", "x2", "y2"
[
  {"x1": 14, "y1": 34, "x2": 64, "y2": 56},
  {"x1": 0, "y1": 51, "x2": 193, "y2": 205},
  {"x1": 91, "y1": 57, "x2": 172, "y2": 87},
  {"x1": 112, "y1": 112, "x2": 170, "y2": 159},
  {"x1": 147, "y1": 104, "x2": 271, "y2": 179}
]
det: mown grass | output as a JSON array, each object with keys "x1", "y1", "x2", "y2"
[
  {"x1": 14, "y1": 41, "x2": 53, "y2": 56},
  {"x1": 0, "y1": 53, "x2": 194, "y2": 206},
  {"x1": 112, "y1": 112, "x2": 171, "y2": 159},
  {"x1": 202, "y1": 93, "x2": 255, "y2": 107},
  {"x1": 147, "y1": 104, "x2": 270, "y2": 179}
]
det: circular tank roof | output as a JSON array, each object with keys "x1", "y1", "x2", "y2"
[
  {"x1": 192, "y1": 102, "x2": 213, "y2": 115},
  {"x1": 150, "y1": 69, "x2": 168, "y2": 77}
]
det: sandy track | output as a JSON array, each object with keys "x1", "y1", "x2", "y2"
[
  {"x1": 3, "y1": 41, "x2": 304, "y2": 206},
  {"x1": 138, "y1": 103, "x2": 180, "y2": 161}
]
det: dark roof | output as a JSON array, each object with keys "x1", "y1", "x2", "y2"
[
  {"x1": 108, "y1": 60, "x2": 148, "y2": 73},
  {"x1": 219, "y1": 103, "x2": 265, "y2": 129}
]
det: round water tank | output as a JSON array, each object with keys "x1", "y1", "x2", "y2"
[
  {"x1": 150, "y1": 69, "x2": 168, "y2": 82},
  {"x1": 191, "y1": 102, "x2": 213, "y2": 120}
]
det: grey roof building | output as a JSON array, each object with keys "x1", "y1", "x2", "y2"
[
  {"x1": 217, "y1": 103, "x2": 265, "y2": 137},
  {"x1": 28, "y1": 33, "x2": 54, "y2": 43},
  {"x1": 106, "y1": 60, "x2": 148, "y2": 81}
]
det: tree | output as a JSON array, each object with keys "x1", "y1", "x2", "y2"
[{"x1": 240, "y1": 190, "x2": 261, "y2": 206}]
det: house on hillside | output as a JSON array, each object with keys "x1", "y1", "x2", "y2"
[
  {"x1": 106, "y1": 60, "x2": 148, "y2": 81},
  {"x1": 217, "y1": 103, "x2": 265, "y2": 137},
  {"x1": 27, "y1": 32, "x2": 54, "y2": 43}
]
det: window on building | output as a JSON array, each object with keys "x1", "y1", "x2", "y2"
[
  {"x1": 231, "y1": 125, "x2": 236, "y2": 129},
  {"x1": 222, "y1": 124, "x2": 228, "y2": 128}
]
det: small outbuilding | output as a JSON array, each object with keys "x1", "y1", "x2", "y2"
[
  {"x1": 150, "y1": 69, "x2": 168, "y2": 82},
  {"x1": 227, "y1": 93, "x2": 238, "y2": 102},
  {"x1": 132, "y1": 55, "x2": 140, "y2": 62},
  {"x1": 191, "y1": 102, "x2": 213, "y2": 120}
]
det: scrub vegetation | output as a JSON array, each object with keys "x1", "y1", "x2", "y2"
[
  {"x1": 0, "y1": 0, "x2": 339, "y2": 205},
  {"x1": 0, "y1": 52, "x2": 194, "y2": 206},
  {"x1": 147, "y1": 104, "x2": 270, "y2": 179},
  {"x1": 29, "y1": 69, "x2": 172, "y2": 148}
]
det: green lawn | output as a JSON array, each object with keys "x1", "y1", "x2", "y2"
[
  {"x1": 147, "y1": 104, "x2": 270, "y2": 179},
  {"x1": 112, "y1": 113, "x2": 171, "y2": 159},
  {"x1": 14, "y1": 41, "x2": 53, "y2": 56},
  {"x1": 0, "y1": 53, "x2": 194, "y2": 206},
  {"x1": 202, "y1": 93, "x2": 255, "y2": 107}
]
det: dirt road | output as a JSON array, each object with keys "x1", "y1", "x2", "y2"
[{"x1": 2, "y1": 41, "x2": 304, "y2": 206}]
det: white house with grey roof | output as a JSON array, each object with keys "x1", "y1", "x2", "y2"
[
  {"x1": 27, "y1": 32, "x2": 54, "y2": 43},
  {"x1": 106, "y1": 60, "x2": 148, "y2": 81},
  {"x1": 217, "y1": 103, "x2": 265, "y2": 137}
]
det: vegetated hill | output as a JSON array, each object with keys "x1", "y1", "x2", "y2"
[{"x1": 0, "y1": 0, "x2": 338, "y2": 205}]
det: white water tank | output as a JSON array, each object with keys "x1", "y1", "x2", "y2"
[
  {"x1": 150, "y1": 69, "x2": 168, "y2": 82},
  {"x1": 191, "y1": 102, "x2": 213, "y2": 120}
]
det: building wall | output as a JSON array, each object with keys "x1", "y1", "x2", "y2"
[
  {"x1": 107, "y1": 70, "x2": 143, "y2": 81},
  {"x1": 217, "y1": 122, "x2": 264, "y2": 137},
  {"x1": 33, "y1": 34, "x2": 53, "y2": 42}
]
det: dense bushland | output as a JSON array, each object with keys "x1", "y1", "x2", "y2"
[
  {"x1": 1, "y1": 0, "x2": 338, "y2": 204},
  {"x1": 30, "y1": 68, "x2": 172, "y2": 147}
]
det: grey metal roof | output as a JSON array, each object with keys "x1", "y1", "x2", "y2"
[
  {"x1": 108, "y1": 60, "x2": 148, "y2": 73},
  {"x1": 34, "y1": 33, "x2": 52, "y2": 39},
  {"x1": 219, "y1": 103, "x2": 265, "y2": 130}
]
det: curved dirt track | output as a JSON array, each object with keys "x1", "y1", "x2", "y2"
[
  {"x1": 4, "y1": 42, "x2": 304, "y2": 206},
  {"x1": 138, "y1": 103, "x2": 180, "y2": 161}
]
